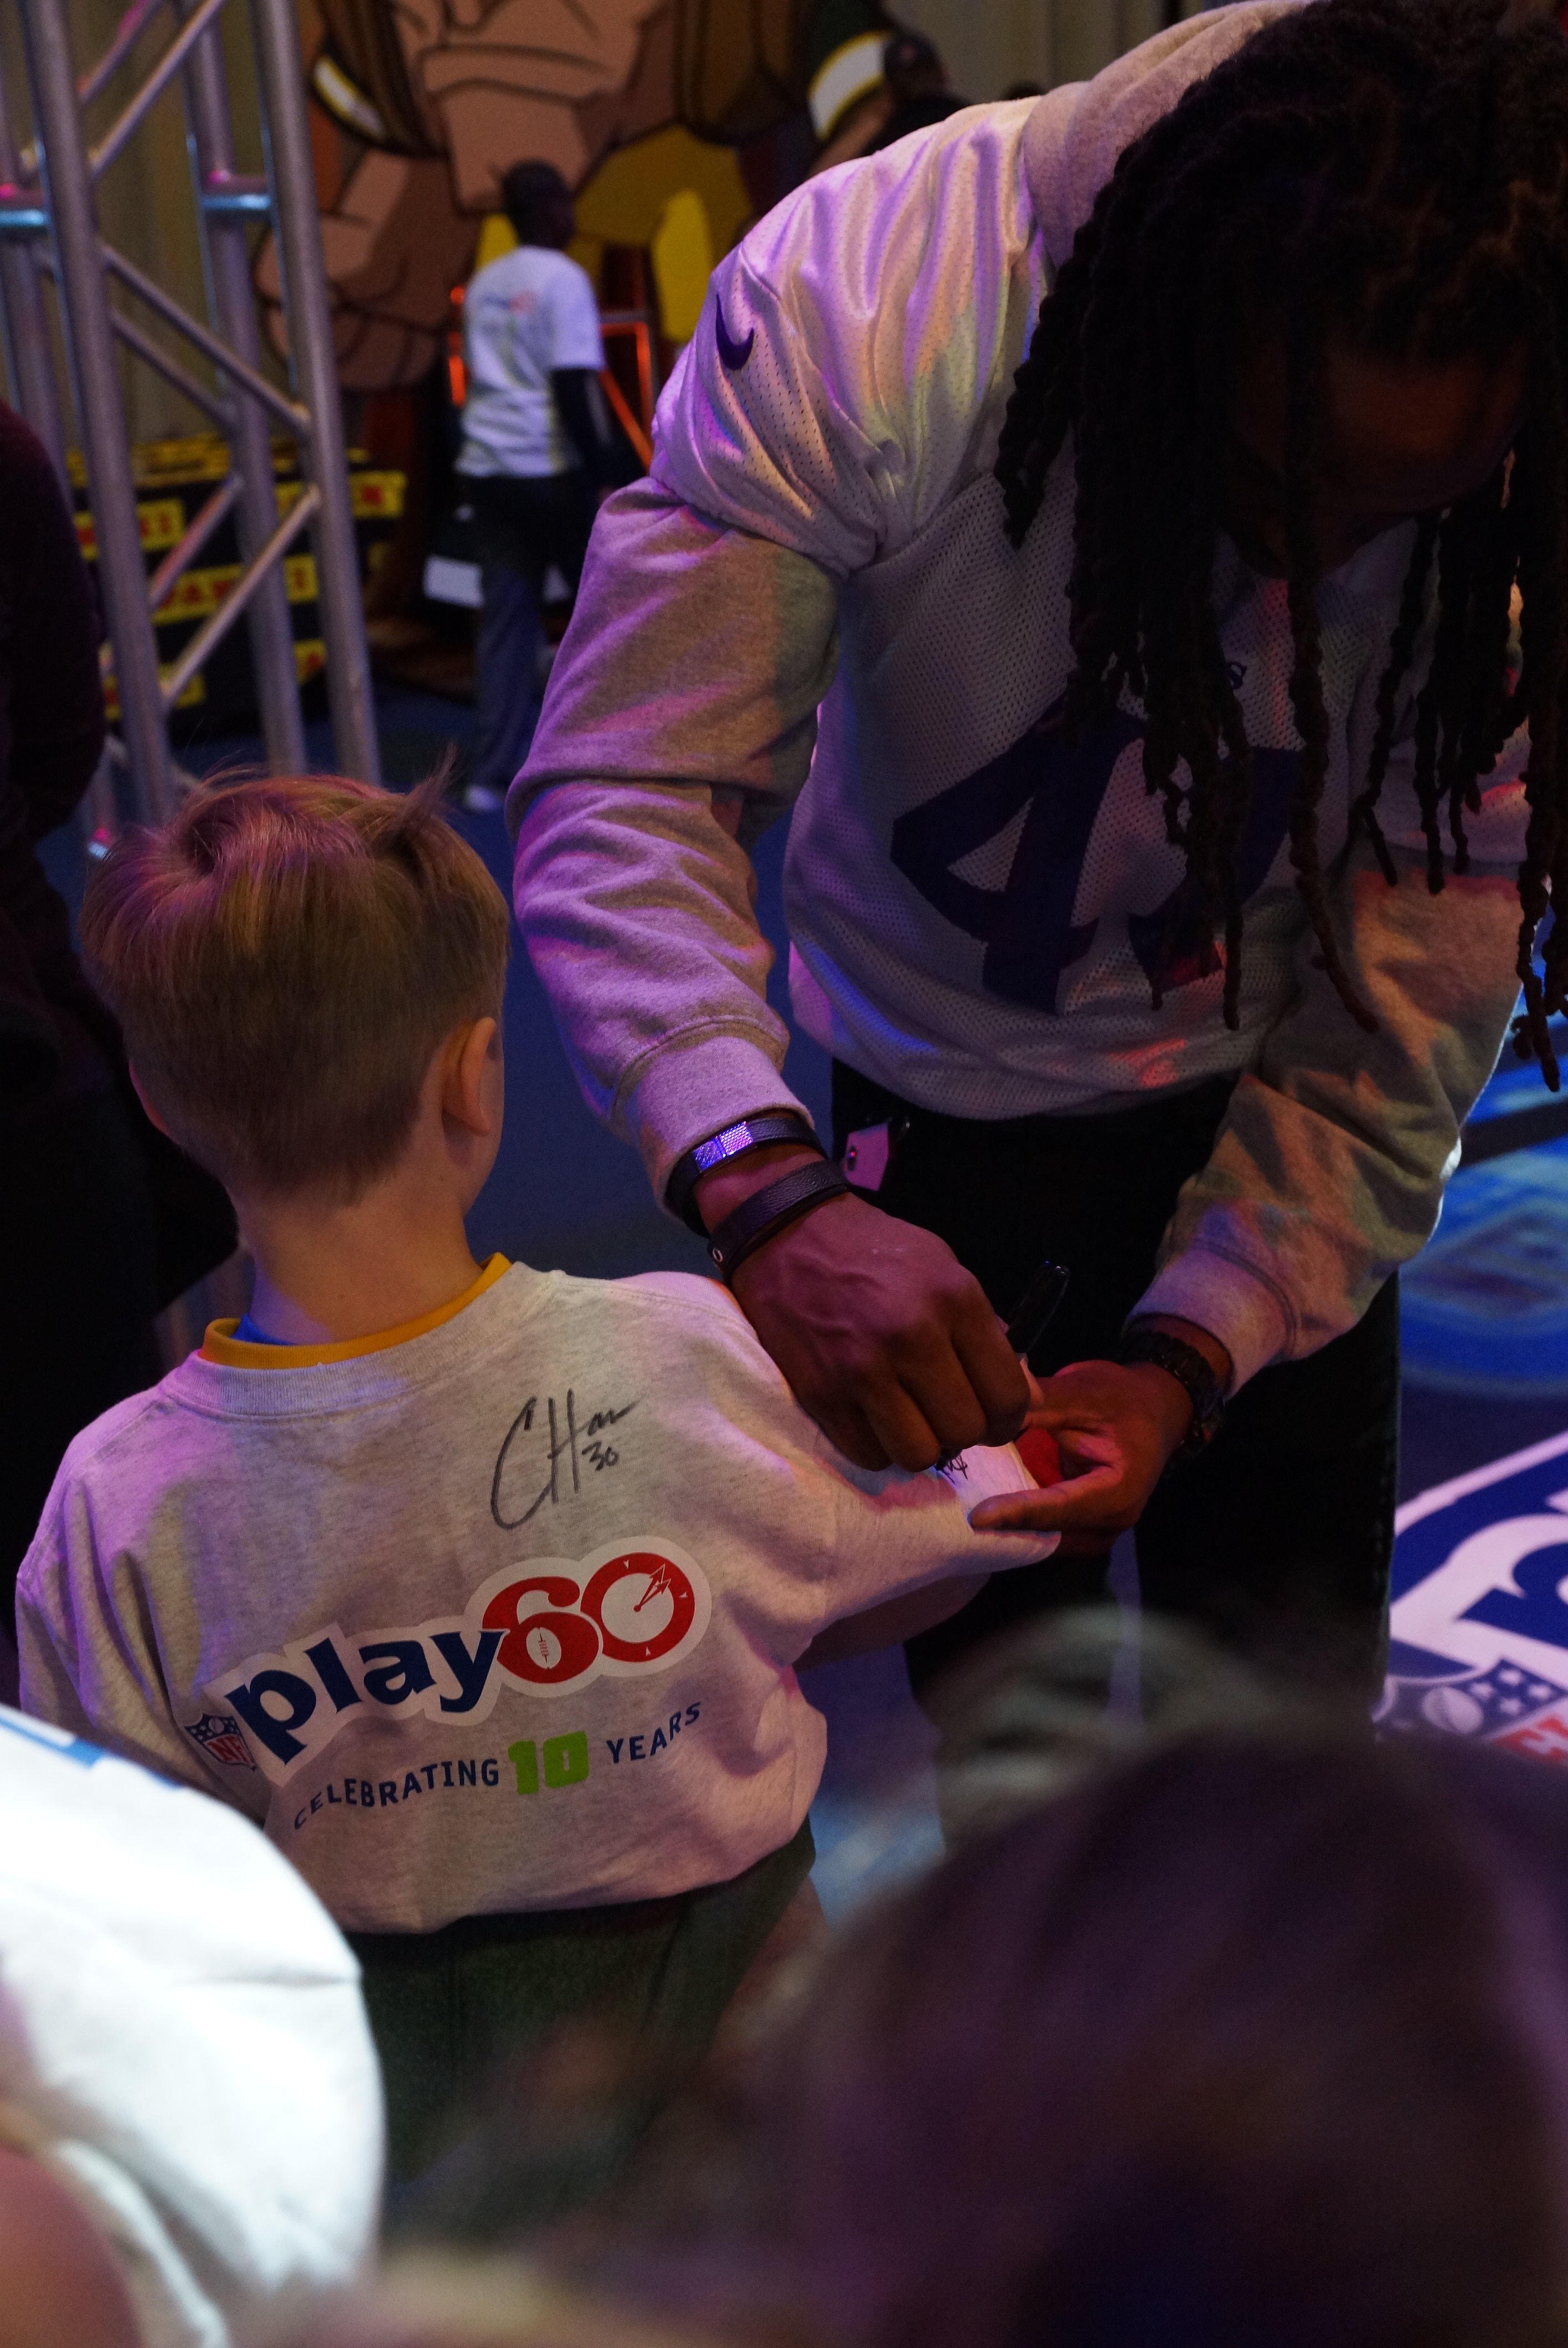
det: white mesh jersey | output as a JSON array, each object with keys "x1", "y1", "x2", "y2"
[{"x1": 512, "y1": 5, "x2": 1530, "y2": 1389}]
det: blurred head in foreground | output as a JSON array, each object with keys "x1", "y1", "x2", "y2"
[
  {"x1": 0, "y1": 2145, "x2": 139, "y2": 2348},
  {"x1": 265, "y1": 1626, "x2": 1568, "y2": 2348},
  {"x1": 285, "y1": 2255, "x2": 758, "y2": 2348},
  {"x1": 734, "y1": 1674, "x2": 1568, "y2": 2346}
]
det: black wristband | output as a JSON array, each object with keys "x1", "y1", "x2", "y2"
[
  {"x1": 667, "y1": 1113, "x2": 823, "y2": 1237},
  {"x1": 706, "y1": 1159, "x2": 850, "y2": 1280},
  {"x1": 1117, "y1": 1323, "x2": 1226, "y2": 1467}
]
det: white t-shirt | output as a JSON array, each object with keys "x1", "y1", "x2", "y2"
[
  {"x1": 17, "y1": 1259, "x2": 1049, "y2": 1934},
  {"x1": 456, "y1": 244, "x2": 606, "y2": 480},
  {"x1": 0, "y1": 1704, "x2": 381, "y2": 2348}
]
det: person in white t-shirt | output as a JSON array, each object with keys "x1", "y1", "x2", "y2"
[
  {"x1": 17, "y1": 771, "x2": 1056, "y2": 2194},
  {"x1": 456, "y1": 162, "x2": 620, "y2": 813},
  {"x1": 0, "y1": 1702, "x2": 381, "y2": 2348}
]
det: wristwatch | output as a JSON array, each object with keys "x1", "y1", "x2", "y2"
[
  {"x1": 1117, "y1": 1322, "x2": 1226, "y2": 1468},
  {"x1": 665, "y1": 1113, "x2": 824, "y2": 1236}
]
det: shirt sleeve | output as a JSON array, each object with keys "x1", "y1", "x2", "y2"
[
  {"x1": 545, "y1": 258, "x2": 605, "y2": 374},
  {"x1": 1137, "y1": 574, "x2": 1533, "y2": 1387},
  {"x1": 509, "y1": 120, "x2": 1040, "y2": 1192},
  {"x1": 16, "y1": 1452, "x2": 258, "y2": 1812},
  {"x1": 808, "y1": 1439, "x2": 1055, "y2": 1647},
  {"x1": 512, "y1": 485, "x2": 839, "y2": 1192},
  {"x1": 1137, "y1": 835, "x2": 1524, "y2": 1386},
  {"x1": 637, "y1": 1279, "x2": 1054, "y2": 1657}
]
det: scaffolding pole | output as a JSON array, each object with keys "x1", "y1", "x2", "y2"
[
  {"x1": 1, "y1": 0, "x2": 381, "y2": 822},
  {"x1": 0, "y1": 44, "x2": 67, "y2": 488},
  {"x1": 178, "y1": 0, "x2": 305, "y2": 773},
  {"x1": 248, "y1": 0, "x2": 378, "y2": 783},
  {"x1": 20, "y1": 0, "x2": 172, "y2": 817}
]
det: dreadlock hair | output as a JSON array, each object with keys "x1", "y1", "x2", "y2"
[{"x1": 994, "y1": 0, "x2": 1568, "y2": 1081}]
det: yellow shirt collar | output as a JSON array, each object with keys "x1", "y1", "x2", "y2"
[{"x1": 202, "y1": 1254, "x2": 510, "y2": 1368}]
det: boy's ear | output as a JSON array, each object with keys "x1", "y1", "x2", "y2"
[
  {"x1": 445, "y1": 1017, "x2": 502, "y2": 1136},
  {"x1": 127, "y1": 1062, "x2": 173, "y2": 1140}
]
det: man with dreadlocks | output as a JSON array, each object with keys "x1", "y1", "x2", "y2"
[{"x1": 509, "y1": 0, "x2": 1558, "y2": 1697}]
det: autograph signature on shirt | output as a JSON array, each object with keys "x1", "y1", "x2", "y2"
[{"x1": 489, "y1": 1391, "x2": 639, "y2": 1530}]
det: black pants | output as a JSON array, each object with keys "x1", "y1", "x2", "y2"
[
  {"x1": 831, "y1": 1064, "x2": 1399, "y2": 1702},
  {"x1": 467, "y1": 470, "x2": 594, "y2": 610},
  {"x1": 466, "y1": 471, "x2": 593, "y2": 803}
]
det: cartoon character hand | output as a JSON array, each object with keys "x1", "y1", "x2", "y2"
[{"x1": 254, "y1": 153, "x2": 474, "y2": 391}]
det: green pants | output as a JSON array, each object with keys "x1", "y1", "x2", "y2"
[{"x1": 351, "y1": 1821, "x2": 814, "y2": 2208}]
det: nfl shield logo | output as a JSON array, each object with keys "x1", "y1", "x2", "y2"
[
  {"x1": 1383, "y1": 1430, "x2": 1568, "y2": 1764},
  {"x1": 185, "y1": 1711, "x2": 256, "y2": 1769}
]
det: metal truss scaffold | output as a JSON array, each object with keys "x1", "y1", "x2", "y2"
[{"x1": 0, "y1": 0, "x2": 380, "y2": 821}]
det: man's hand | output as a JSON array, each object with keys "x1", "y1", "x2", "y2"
[
  {"x1": 968, "y1": 1318, "x2": 1234, "y2": 1541},
  {"x1": 695, "y1": 1145, "x2": 1028, "y2": 1471}
]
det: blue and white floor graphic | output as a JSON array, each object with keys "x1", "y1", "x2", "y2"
[
  {"x1": 1400, "y1": 1141, "x2": 1568, "y2": 1397},
  {"x1": 1401, "y1": 1017, "x2": 1568, "y2": 1398}
]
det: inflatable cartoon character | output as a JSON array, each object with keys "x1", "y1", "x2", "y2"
[{"x1": 265, "y1": 0, "x2": 896, "y2": 388}]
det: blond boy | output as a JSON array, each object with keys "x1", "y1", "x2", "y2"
[{"x1": 17, "y1": 775, "x2": 1051, "y2": 2185}]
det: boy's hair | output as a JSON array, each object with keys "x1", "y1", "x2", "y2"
[
  {"x1": 80, "y1": 772, "x2": 509, "y2": 1203},
  {"x1": 994, "y1": 0, "x2": 1568, "y2": 1079}
]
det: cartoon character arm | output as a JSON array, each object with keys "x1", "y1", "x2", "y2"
[
  {"x1": 264, "y1": 0, "x2": 669, "y2": 392},
  {"x1": 254, "y1": 150, "x2": 475, "y2": 392}
]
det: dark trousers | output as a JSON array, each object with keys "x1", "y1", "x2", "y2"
[
  {"x1": 351, "y1": 1821, "x2": 814, "y2": 2204},
  {"x1": 466, "y1": 471, "x2": 593, "y2": 803},
  {"x1": 1, "y1": 1078, "x2": 160, "y2": 1645},
  {"x1": 831, "y1": 1064, "x2": 1399, "y2": 1702}
]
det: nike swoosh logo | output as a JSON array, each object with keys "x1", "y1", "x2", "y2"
[{"x1": 715, "y1": 295, "x2": 755, "y2": 373}]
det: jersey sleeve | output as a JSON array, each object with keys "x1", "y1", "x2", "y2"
[
  {"x1": 509, "y1": 112, "x2": 1041, "y2": 1194},
  {"x1": 651, "y1": 107, "x2": 1043, "y2": 571}
]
